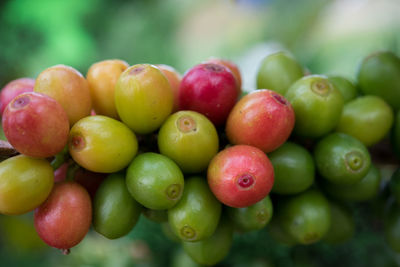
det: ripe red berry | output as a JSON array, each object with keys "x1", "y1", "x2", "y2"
[
  {"x1": 34, "y1": 182, "x2": 92, "y2": 251},
  {"x1": 226, "y1": 90, "x2": 295, "y2": 153},
  {"x1": 0, "y1": 78, "x2": 35, "y2": 115},
  {"x1": 207, "y1": 145, "x2": 274, "y2": 208},
  {"x1": 179, "y1": 63, "x2": 238, "y2": 126},
  {"x1": 2, "y1": 92, "x2": 70, "y2": 158}
]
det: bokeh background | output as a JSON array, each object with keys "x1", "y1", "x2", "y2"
[{"x1": 0, "y1": 0, "x2": 400, "y2": 266}]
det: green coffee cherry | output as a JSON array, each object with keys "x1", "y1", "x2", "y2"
[
  {"x1": 93, "y1": 173, "x2": 142, "y2": 239},
  {"x1": 227, "y1": 196, "x2": 273, "y2": 232},
  {"x1": 278, "y1": 189, "x2": 331, "y2": 245},
  {"x1": 336, "y1": 95, "x2": 394, "y2": 146},
  {"x1": 357, "y1": 51, "x2": 400, "y2": 110},
  {"x1": 182, "y1": 217, "x2": 233, "y2": 266},
  {"x1": 168, "y1": 177, "x2": 221, "y2": 242},
  {"x1": 126, "y1": 152, "x2": 184, "y2": 210},
  {"x1": 269, "y1": 142, "x2": 314, "y2": 194},
  {"x1": 321, "y1": 164, "x2": 381, "y2": 202},
  {"x1": 285, "y1": 75, "x2": 344, "y2": 138},
  {"x1": 257, "y1": 51, "x2": 304, "y2": 95},
  {"x1": 314, "y1": 133, "x2": 371, "y2": 185},
  {"x1": 328, "y1": 75, "x2": 358, "y2": 103}
]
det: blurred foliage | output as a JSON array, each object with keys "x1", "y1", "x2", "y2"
[
  {"x1": 1, "y1": 0, "x2": 400, "y2": 266},
  {"x1": 0, "y1": 0, "x2": 399, "y2": 84}
]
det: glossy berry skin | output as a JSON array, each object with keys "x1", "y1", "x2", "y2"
[
  {"x1": 115, "y1": 64, "x2": 173, "y2": 134},
  {"x1": 0, "y1": 155, "x2": 54, "y2": 215},
  {"x1": 322, "y1": 164, "x2": 381, "y2": 202},
  {"x1": 256, "y1": 51, "x2": 304, "y2": 95},
  {"x1": 182, "y1": 217, "x2": 233, "y2": 266},
  {"x1": 278, "y1": 189, "x2": 331, "y2": 245},
  {"x1": 86, "y1": 59, "x2": 129, "y2": 119},
  {"x1": 178, "y1": 63, "x2": 238, "y2": 126},
  {"x1": 156, "y1": 64, "x2": 182, "y2": 112},
  {"x1": 93, "y1": 173, "x2": 142, "y2": 239},
  {"x1": 227, "y1": 195, "x2": 273, "y2": 232},
  {"x1": 336, "y1": 95, "x2": 394, "y2": 146},
  {"x1": 126, "y1": 152, "x2": 184, "y2": 210},
  {"x1": 207, "y1": 145, "x2": 274, "y2": 208},
  {"x1": 2, "y1": 92, "x2": 70, "y2": 158},
  {"x1": 226, "y1": 89, "x2": 295, "y2": 153},
  {"x1": 285, "y1": 75, "x2": 343, "y2": 138},
  {"x1": 314, "y1": 133, "x2": 371, "y2": 185},
  {"x1": 268, "y1": 142, "x2": 315, "y2": 195},
  {"x1": 69, "y1": 115, "x2": 138, "y2": 173},
  {"x1": 158, "y1": 111, "x2": 219, "y2": 173},
  {"x1": 34, "y1": 181, "x2": 92, "y2": 250},
  {"x1": 205, "y1": 58, "x2": 242, "y2": 93},
  {"x1": 357, "y1": 51, "x2": 400, "y2": 110},
  {"x1": 0, "y1": 78, "x2": 35, "y2": 115},
  {"x1": 168, "y1": 176, "x2": 221, "y2": 242},
  {"x1": 327, "y1": 75, "x2": 357, "y2": 103},
  {"x1": 34, "y1": 64, "x2": 92, "y2": 126}
]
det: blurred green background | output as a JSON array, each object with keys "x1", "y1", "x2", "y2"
[
  {"x1": 1, "y1": 0, "x2": 399, "y2": 89},
  {"x1": 1, "y1": 0, "x2": 400, "y2": 266}
]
